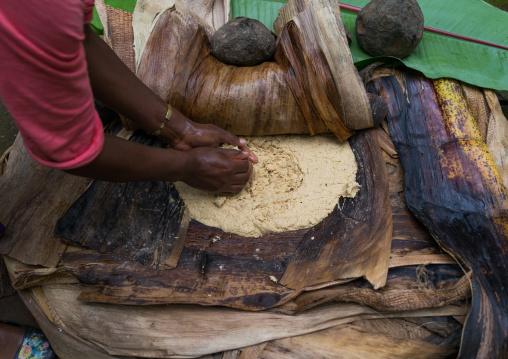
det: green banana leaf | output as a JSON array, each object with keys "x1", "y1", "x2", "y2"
[
  {"x1": 90, "y1": 7, "x2": 104, "y2": 35},
  {"x1": 231, "y1": 0, "x2": 508, "y2": 91}
]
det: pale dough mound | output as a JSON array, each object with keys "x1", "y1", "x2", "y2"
[{"x1": 175, "y1": 135, "x2": 360, "y2": 237}]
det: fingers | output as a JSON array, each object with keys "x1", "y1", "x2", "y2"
[
  {"x1": 212, "y1": 128, "x2": 259, "y2": 164},
  {"x1": 219, "y1": 148, "x2": 250, "y2": 161},
  {"x1": 219, "y1": 148, "x2": 257, "y2": 165},
  {"x1": 210, "y1": 125, "x2": 242, "y2": 147},
  {"x1": 247, "y1": 151, "x2": 258, "y2": 164},
  {"x1": 186, "y1": 122, "x2": 260, "y2": 164},
  {"x1": 232, "y1": 161, "x2": 253, "y2": 183},
  {"x1": 234, "y1": 138, "x2": 259, "y2": 164},
  {"x1": 216, "y1": 149, "x2": 253, "y2": 193},
  {"x1": 221, "y1": 149, "x2": 252, "y2": 175},
  {"x1": 187, "y1": 146, "x2": 254, "y2": 194}
]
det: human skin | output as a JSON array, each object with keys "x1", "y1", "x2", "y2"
[
  {"x1": 67, "y1": 25, "x2": 258, "y2": 193},
  {"x1": 0, "y1": 323, "x2": 23, "y2": 359}
]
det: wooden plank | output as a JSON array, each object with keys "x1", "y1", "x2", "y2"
[
  {"x1": 61, "y1": 238, "x2": 296, "y2": 310},
  {"x1": 59, "y1": 232, "x2": 468, "y2": 314},
  {"x1": 55, "y1": 131, "x2": 189, "y2": 270},
  {"x1": 371, "y1": 72, "x2": 508, "y2": 359}
]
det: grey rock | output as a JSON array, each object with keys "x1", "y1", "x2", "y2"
[
  {"x1": 211, "y1": 17, "x2": 276, "y2": 66},
  {"x1": 355, "y1": 0, "x2": 424, "y2": 59}
]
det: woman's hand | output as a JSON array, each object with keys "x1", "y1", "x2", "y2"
[
  {"x1": 183, "y1": 147, "x2": 253, "y2": 194},
  {"x1": 159, "y1": 108, "x2": 258, "y2": 163}
]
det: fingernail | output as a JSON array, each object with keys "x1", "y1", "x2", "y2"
[{"x1": 240, "y1": 138, "x2": 246, "y2": 144}]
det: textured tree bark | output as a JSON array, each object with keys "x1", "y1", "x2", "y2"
[
  {"x1": 371, "y1": 71, "x2": 508, "y2": 359},
  {"x1": 55, "y1": 132, "x2": 189, "y2": 270}
]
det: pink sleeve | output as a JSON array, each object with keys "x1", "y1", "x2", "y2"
[{"x1": 0, "y1": 0, "x2": 104, "y2": 170}]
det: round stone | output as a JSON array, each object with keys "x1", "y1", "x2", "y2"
[
  {"x1": 355, "y1": 0, "x2": 424, "y2": 59},
  {"x1": 211, "y1": 17, "x2": 276, "y2": 66}
]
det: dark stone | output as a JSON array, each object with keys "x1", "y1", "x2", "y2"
[
  {"x1": 211, "y1": 17, "x2": 276, "y2": 66},
  {"x1": 355, "y1": 0, "x2": 424, "y2": 59}
]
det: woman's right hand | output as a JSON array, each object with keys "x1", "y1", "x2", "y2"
[{"x1": 183, "y1": 147, "x2": 253, "y2": 194}]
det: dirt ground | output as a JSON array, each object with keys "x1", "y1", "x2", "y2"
[{"x1": 0, "y1": 0, "x2": 507, "y2": 345}]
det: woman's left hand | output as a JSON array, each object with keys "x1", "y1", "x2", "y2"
[{"x1": 159, "y1": 108, "x2": 258, "y2": 163}]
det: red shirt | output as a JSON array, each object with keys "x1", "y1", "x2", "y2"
[{"x1": 0, "y1": 0, "x2": 104, "y2": 169}]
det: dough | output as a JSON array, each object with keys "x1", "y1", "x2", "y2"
[{"x1": 175, "y1": 135, "x2": 360, "y2": 237}]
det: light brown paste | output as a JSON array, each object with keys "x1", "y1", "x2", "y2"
[{"x1": 175, "y1": 135, "x2": 360, "y2": 237}]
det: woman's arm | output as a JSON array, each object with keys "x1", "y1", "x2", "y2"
[
  {"x1": 66, "y1": 134, "x2": 253, "y2": 193},
  {"x1": 72, "y1": 25, "x2": 256, "y2": 193},
  {"x1": 83, "y1": 24, "x2": 168, "y2": 135},
  {"x1": 82, "y1": 24, "x2": 256, "y2": 162}
]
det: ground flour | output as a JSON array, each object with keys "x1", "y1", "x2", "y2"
[{"x1": 175, "y1": 135, "x2": 360, "y2": 237}]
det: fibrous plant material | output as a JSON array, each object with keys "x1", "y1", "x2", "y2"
[
  {"x1": 137, "y1": 0, "x2": 374, "y2": 138},
  {"x1": 211, "y1": 17, "x2": 276, "y2": 66},
  {"x1": 55, "y1": 132, "x2": 190, "y2": 270},
  {"x1": 367, "y1": 92, "x2": 389, "y2": 126},
  {"x1": 168, "y1": 27, "x2": 319, "y2": 136},
  {"x1": 59, "y1": 130, "x2": 393, "y2": 307},
  {"x1": 371, "y1": 71, "x2": 508, "y2": 359},
  {"x1": 0, "y1": 136, "x2": 88, "y2": 267},
  {"x1": 355, "y1": 0, "x2": 424, "y2": 58},
  {"x1": 257, "y1": 322, "x2": 459, "y2": 358},
  {"x1": 175, "y1": 135, "x2": 359, "y2": 237},
  {"x1": 279, "y1": 129, "x2": 392, "y2": 290},
  {"x1": 20, "y1": 283, "x2": 468, "y2": 358},
  {"x1": 484, "y1": 88, "x2": 508, "y2": 187},
  {"x1": 274, "y1": 0, "x2": 373, "y2": 133},
  {"x1": 0, "y1": 257, "x2": 15, "y2": 298}
]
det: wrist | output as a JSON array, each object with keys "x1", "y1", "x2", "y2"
[
  {"x1": 148, "y1": 103, "x2": 172, "y2": 136},
  {"x1": 158, "y1": 108, "x2": 195, "y2": 150},
  {"x1": 173, "y1": 149, "x2": 196, "y2": 183}
]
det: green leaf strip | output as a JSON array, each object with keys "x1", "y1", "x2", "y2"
[{"x1": 338, "y1": 2, "x2": 508, "y2": 51}]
